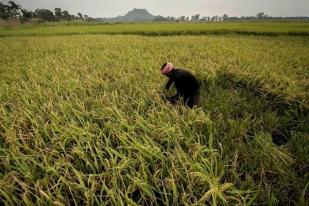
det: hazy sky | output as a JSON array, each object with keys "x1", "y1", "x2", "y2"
[{"x1": 3, "y1": 0, "x2": 309, "y2": 18}]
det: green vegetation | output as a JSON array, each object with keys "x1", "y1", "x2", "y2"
[
  {"x1": 0, "y1": 1, "x2": 89, "y2": 22},
  {"x1": 1, "y1": 22, "x2": 309, "y2": 37},
  {"x1": 0, "y1": 29, "x2": 308, "y2": 205}
]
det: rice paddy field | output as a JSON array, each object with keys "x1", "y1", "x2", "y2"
[
  {"x1": 1, "y1": 21, "x2": 309, "y2": 37},
  {"x1": 0, "y1": 22, "x2": 309, "y2": 205}
]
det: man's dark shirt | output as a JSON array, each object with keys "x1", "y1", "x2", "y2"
[{"x1": 165, "y1": 68, "x2": 200, "y2": 96}]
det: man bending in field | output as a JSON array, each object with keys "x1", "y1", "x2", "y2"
[{"x1": 160, "y1": 62, "x2": 200, "y2": 108}]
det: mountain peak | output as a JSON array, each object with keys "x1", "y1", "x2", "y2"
[
  {"x1": 132, "y1": 8, "x2": 147, "y2": 11},
  {"x1": 112, "y1": 8, "x2": 156, "y2": 22}
]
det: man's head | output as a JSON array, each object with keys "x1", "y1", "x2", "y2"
[{"x1": 160, "y1": 62, "x2": 174, "y2": 76}]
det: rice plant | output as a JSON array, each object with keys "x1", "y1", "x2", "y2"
[{"x1": 0, "y1": 32, "x2": 308, "y2": 205}]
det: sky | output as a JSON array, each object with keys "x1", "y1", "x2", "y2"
[{"x1": 3, "y1": 0, "x2": 309, "y2": 18}]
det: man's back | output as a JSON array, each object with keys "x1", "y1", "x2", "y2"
[{"x1": 172, "y1": 68, "x2": 200, "y2": 95}]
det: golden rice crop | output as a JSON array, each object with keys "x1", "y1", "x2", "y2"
[{"x1": 0, "y1": 34, "x2": 308, "y2": 205}]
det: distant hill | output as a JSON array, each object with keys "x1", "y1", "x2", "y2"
[{"x1": 108, "y1": 8, "x2": 159, "y2": 22}]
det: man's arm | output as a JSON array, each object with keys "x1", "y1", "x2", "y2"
[{"x1": 165, "y1": 78, "x2": 174, "y2": 90}]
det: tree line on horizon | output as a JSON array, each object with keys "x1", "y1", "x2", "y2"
[
  {"x1": 153, "y1": 12, "x2": 309, "y2": 22},
  {"x1": 0, "y1": 1, "x2": 93, "y2": 22},
  {"x1": 1, "y1": 1, "x2": 308, "y2": 23}
]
